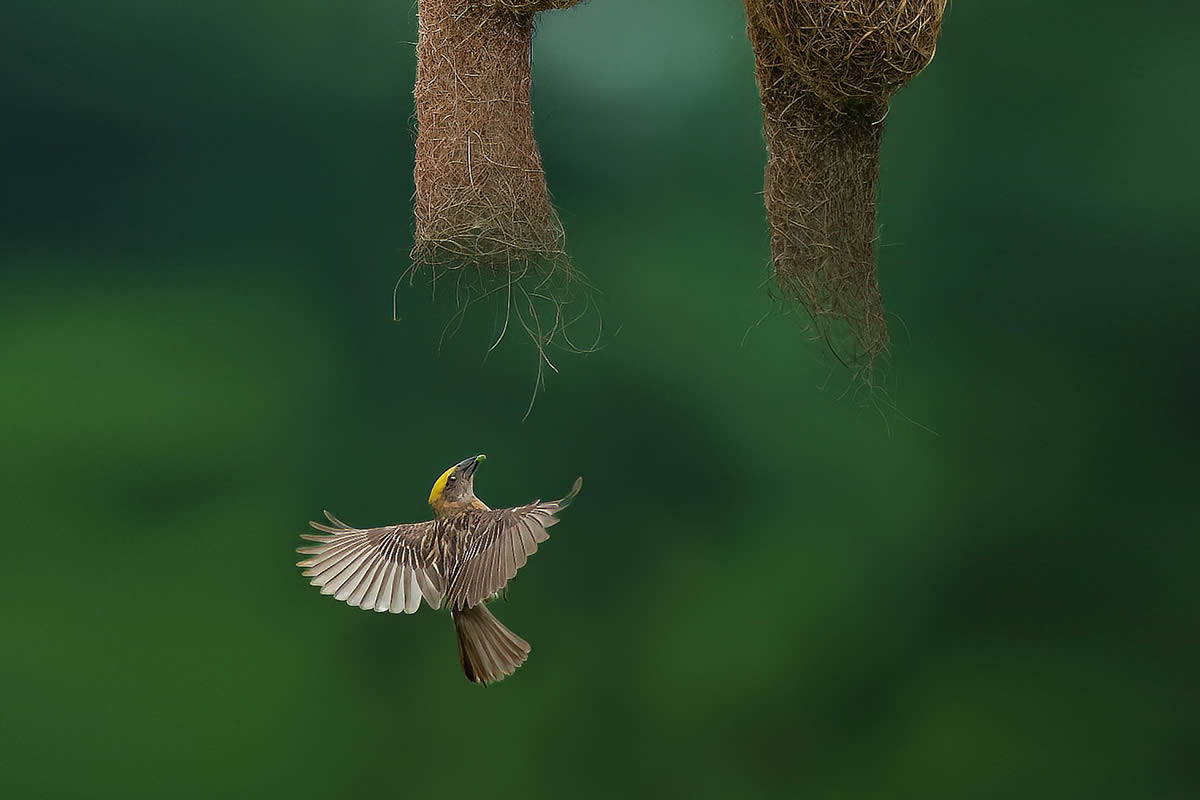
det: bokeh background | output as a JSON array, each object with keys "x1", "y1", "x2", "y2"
[{"x1": 3, "y1": 1, "x2": 1197, "y2": 797}]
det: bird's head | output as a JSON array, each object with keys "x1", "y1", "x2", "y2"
[{"x1": 428, "y1": 454, "x2": 486, "y2": 515}]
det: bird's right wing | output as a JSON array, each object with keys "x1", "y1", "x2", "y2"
[
  {"x1": 443, "y1": 477, "x2": 582, "y2": 610},
  {"x1": 296, "y1": 513, "x2": 444, "y2": 613}
]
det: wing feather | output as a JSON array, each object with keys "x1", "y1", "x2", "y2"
[
  {"x1": 310, "y1": 540, "x2": 371, "y2": 589},
  {"x1": 404, "y1": 567, "x2": 423, "y2": 614},
  {"x1": 373, "y1": 559, "x2": 397, "y2": 612},
  {"x1": 391, "y1": 565, "x2": 409, "y2": 614},
  {"x1": 358, "y1": 546, "x2": 392, "y2": 610},
  {"x1": 369, "y1": 534, "x2": 401, "y2": 612},
  {"x1": 443, "y1": 478, "x2": 581, "y2": 609},
  {"x1": 412, "y1": 565, "x2": 442, "y2": 611},
  {"x1": 345, "y1": 548, "x2": 384, "y2": 605},
  {"x1": 296, "y1": 518, "x2": 441, "y2": 612}
]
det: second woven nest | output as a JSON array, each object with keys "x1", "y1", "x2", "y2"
[{"x1": 745, "y1": 0, "x2": 946, "y2": 370}]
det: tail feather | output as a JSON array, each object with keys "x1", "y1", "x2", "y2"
[{"x1": 453, "y1": 605, "x2": 530, "y2": 685}]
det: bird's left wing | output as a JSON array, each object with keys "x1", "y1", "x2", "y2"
[
  {"x1": 443, "y1": 477, "x2": 582, "y2": 610},
  {"x1": 296, "y1": 513, "x2": 444, "y2": 613}
]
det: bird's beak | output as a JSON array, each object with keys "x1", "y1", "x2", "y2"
[{"x1": 457, "y1": 454, "x2": 485, "y2": 477}]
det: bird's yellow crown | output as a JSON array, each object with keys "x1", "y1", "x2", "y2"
[
  {"x1": 428, "y1": 465, "x2": 457, "y2": 506},
  {"x1": 428, "y1": 454, "x2": 486, "y2": 506}
]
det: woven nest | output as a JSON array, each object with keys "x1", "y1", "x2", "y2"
[
  {"x1": 745, "y1": 0, "x2": 945, "y2": 369},
  {"x1": 412, "y1": 0, "x2": 583, "y2": 271},
  {"x1": 407, "y1": 0, "x2": 594, "y2": 405}
]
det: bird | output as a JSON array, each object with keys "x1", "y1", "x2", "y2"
[{"x1": 295, "y1": 454, "x2": 581, "y2": 685}]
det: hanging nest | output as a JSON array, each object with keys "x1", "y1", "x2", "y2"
[
  {"x1": 744, "y1": 0, "x2": 946, "y2": 371},
  {"x1": 406, "y1": 0, "x2": 594, "y2": 385},
  {"x1": 412, "y1": 0, "x2": 584, "y2": 270}
]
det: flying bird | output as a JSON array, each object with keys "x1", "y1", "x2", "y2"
[{"x1": 296, "y1": 454, "x2": 581, "y2": 684}]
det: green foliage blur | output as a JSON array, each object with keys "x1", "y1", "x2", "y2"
[{"x1": 2, "y1": 1, "x2": 1197, "y2": 797}]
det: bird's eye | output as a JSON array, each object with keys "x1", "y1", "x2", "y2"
[{"x1": 448, "y1": 475, "x2": 457, "y2": 483}]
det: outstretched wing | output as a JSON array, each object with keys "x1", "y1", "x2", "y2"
[
  {"x1": 443, "y1": 477, "x2": 582, "y2": 610},
  {"x1": 296, "y1": 512, "x2": 444, "y2": 613}
]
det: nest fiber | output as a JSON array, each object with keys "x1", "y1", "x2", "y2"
[
  {"x1": 412, "y1": 0, "x2": 582, "y2": 273},
  {"x1": 745, "y1": 0, "x2": 945, "y2": 367},
  {"x1": 486, "y1": 1, "x2": 581, "y2": 11}
]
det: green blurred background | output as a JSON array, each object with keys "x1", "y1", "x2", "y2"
[{"x1": 3, "y1": 1, "x2": 1197, "y2": 797}]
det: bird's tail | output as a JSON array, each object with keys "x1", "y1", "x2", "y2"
[{"x1": 452, "y1": 604, "x2": 530, "y2": 685}]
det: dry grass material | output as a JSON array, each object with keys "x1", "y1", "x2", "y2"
[
  {"x1": 487, "y1": 1, "x2": 582, "y2": 11},
  {"x1": 745, "y1": 0, "x2": 946, "y2": 369},
  {"x1": 407, "y1": 0, "x2": 594, "y2": 413},
  {"x1": 413, "y1": 0, "x2": 581, "y2": 270}
]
